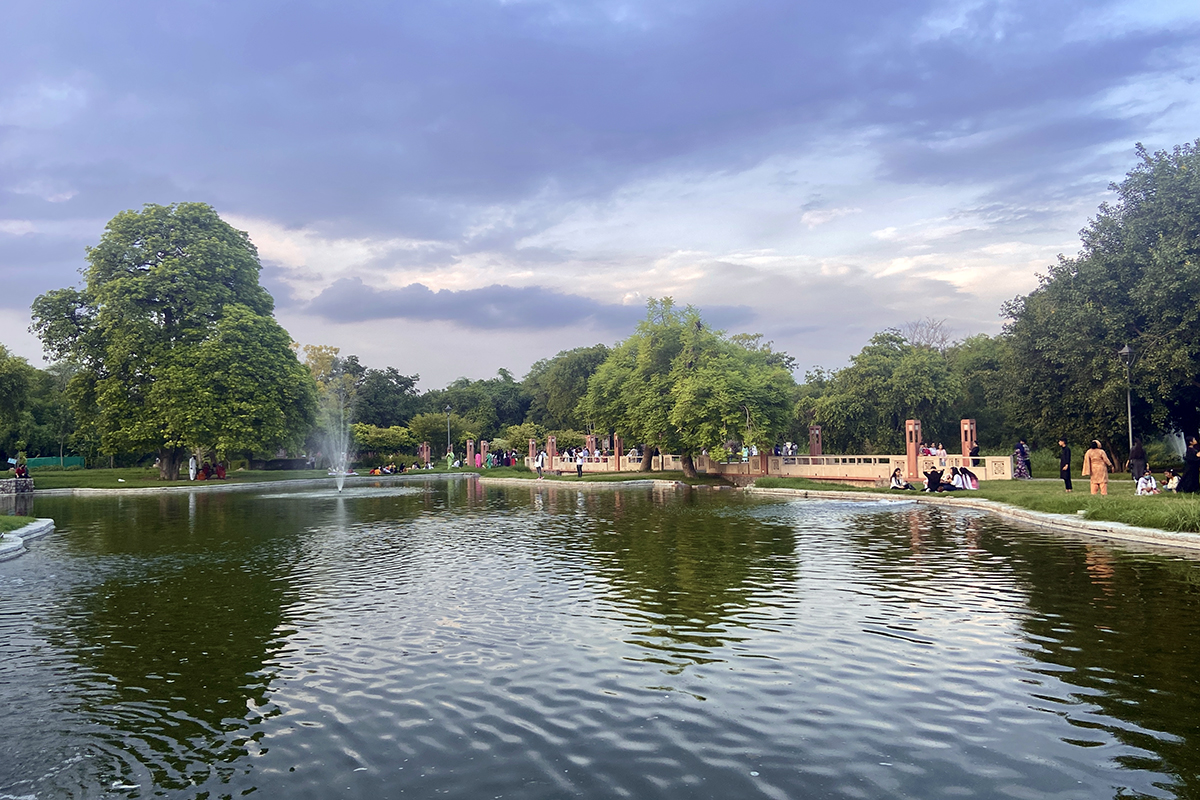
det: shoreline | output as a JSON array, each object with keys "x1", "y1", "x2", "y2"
[
  {"x1": 17, "y1": 470, "x2": 1200, "y2": 554},
  {"x1": 745, "y1": 486, "x2": 1200, "y2": 552},
  {"x1": 0, "y1": 518, "x2": 56, "y2": 562}
]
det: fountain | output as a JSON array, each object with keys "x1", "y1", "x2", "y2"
[{"x1": 319, "y1": 382, "x2": 355, "y2": 492}]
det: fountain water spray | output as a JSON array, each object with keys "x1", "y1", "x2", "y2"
[{"x1": 319, "y1": 382, "x2": 355, "y2": 492}]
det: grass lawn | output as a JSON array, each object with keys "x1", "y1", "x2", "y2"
[
  {"x1": 20, "y1": 467, "x2": 334, "y2": 490},
  {"x1": 754, "y1": 475, "x2": 1200, "y2": 533},
  {"x1": 0, "y1": 516, "x2": 37, "y2": 533},
  {"x1": 474, "y1": 466, "x2": 730, "y2": 486}
]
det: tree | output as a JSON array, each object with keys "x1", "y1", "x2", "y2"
[
  {"x1": 30, "y1": 203, "x2": 317, "y2": 479},
  {"x1": 1003, "y1": 141, "x2": 1200, "y2": 451},
  {"x1": 808, "y1": 331, "x2": 959, "y2": 453},
  {"x1": 524, "y1": 344, "x2": 610, "y2": 430},
  {"x1": 351, "y1": 423, "x2": 414, "y2": 454},
  {"x1": 407, "y1": 411, "x2": 472, "y2": 455},
  {"x1": 582, "y1": 299, "x2": 796, "y2": 476},
  {"x1": 0, "y1": 344, "x2": 31, "y2": 430},
  {"x1": 355, "y1": 367, "x2": 420, "y2": 427}
]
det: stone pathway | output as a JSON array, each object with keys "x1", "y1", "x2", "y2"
[{"x1": 0, "y1": 519, "x2": 56, "y2": 562}]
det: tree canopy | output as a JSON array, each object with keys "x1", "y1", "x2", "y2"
[
  {"x1": 30, "y1": 203, "x2": 316, "y2": 478},
  {"x1": 1003, "y1": 141, "x2": 1200, "y2": 452}
]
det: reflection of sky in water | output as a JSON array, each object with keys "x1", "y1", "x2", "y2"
[{"x1": 2, "y1": 483, "x2": 1200, "y2": 799}]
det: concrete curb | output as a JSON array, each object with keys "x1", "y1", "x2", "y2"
[
  {"x1": 33, "y1": 471, "x2": 472, "y2": 497},
  {"x1": 478, "y1": 476, "x2": 692, "y2": 490},
  {"x1": 0, "y1": 518, "x2": 56, "y2": 562},
  {"x1": 745, "y1": 487, "x2": 1200, "y2": 552}
]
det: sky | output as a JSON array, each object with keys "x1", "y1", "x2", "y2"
[{"x1": 2, "y1": 0, "x2": 1199, "y2": 388}]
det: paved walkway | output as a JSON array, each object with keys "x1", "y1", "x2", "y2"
[{"x1": 0, "y1": 519, "x2": 56, "y2": 562}]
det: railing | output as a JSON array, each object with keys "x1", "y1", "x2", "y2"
[{"x1": 520, "y1": 453, "x2": 1013, "y2": 481}]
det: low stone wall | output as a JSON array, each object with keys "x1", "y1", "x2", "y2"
[{"x1": 0, "y1": 478, "x2": 35, "y2": 495}]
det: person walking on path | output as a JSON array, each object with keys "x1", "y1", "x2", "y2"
[
  {"x1": 1017, "y1": 439, "x2": 1032, "y2": 478},
  {"x1": 1082, "y1": 440, "x2": 1114, "y2": 495},
  {"x1": 1058, "y1": 439, "x2": 1072, "y2": 492},
  {"x1": 535, "y1": 449, "x2": 547, "y2": 480},
  {"x1": 1180, "y1": 436, "x2": 1200, "y2": 494},
  {"x1": 575, "y1": 449, "x2": 585, "y2": 478},
  {"x1": 1128, "y1": 437, "x2": 1147, "y2": 481}
]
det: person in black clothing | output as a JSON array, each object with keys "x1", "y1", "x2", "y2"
[
  {"x1": 968, "y1": 443, "x2": 980, "y2": 466},
  {"x1": 1058, "y1": 438, "x2": 1072, "y2": 492},
  {"x1": 1180, "y1": 436, "x2": 1200, "y2": 494},
  {"x1": 1128, "y1": 437, "x2": 1147, "y2": 480}
]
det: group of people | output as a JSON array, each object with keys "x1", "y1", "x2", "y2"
[
  {"x1": 1059, "y1": 436, "x2": 1200, "y2": 495},
  {"x1": 891, "y1": 465, "x2": 979, "y2": 492},
  {"x1": 188, "y1": 458, "x2": 226, "y2": 480},
  {"x1": 434, "y1": 448, "x2": 528, "y2": 470},
  {"x1": 367, "y1": 462, "x2": 406, "y2": 475}
]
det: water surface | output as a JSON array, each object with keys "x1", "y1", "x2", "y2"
[{"x1": 2, "y1": 479, "x2": 1199, "y2": 799}]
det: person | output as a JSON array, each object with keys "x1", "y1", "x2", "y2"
[
  {"x1": 969, "y1": 442, "x2": 980, "y2": 467},
  {"x1": 188, "y1": 454, "x2": 197, "y2": 481},
  {"x1": 575, "y1": 448, "x2": 585, "y2": 478},
  {"x1": 1163, "y1": 469, "x2": 1180, "y2": 493},
  {"x1": 1128, "y1": 437, "x2": 1147, "y2": 481},
  {"x1": 923, "y1": 468, "x2": 944, "y2": 491},
  {"x1": 959, "y1": 465, "x2": 979, "y2": 489},
  {"x1": 1136, "y1": 468, "x2": 1159, "y2": 495},
  {"x1": 1180, "y1": 436, "x2": 1200, "y2": 494},
  {"x1": 1012, "y1": 442, "x2": 1031, "y2": 480},
  {"x1": 1058, "y1": 438, "x2": 1072, "y2": 493},
  {"x1": 1016, "y1": 439, "x2": 1032, "y2": 478},
  {"x1": 1082, "y1": 440, "x2": 1114, "y2": 496},
  {"x1": 535, "y1": 448, "x2": 547, "y2": 480},
  {"x1": 950, "y1": 466, "x2": 967, "y2": 490},
  {"x1": 890, "y1": 468, "x2": 914, "y2": 490}
]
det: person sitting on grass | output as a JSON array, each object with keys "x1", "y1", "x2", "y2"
[
  {"x1": 890, "y1": 468, "x2": 915, "y2": 490},
  {"x1": 923, "y1": 469, "x2": 944, "y2": 491},
  {"x1": 1136, "y1": 468, "x2": 1160, "y2": 495},
  {"x1": 959, "y1": 466, "x2": 980, "y2": 489},
  {"x1": 1162, "y1": 469, "x2": 1179, "y2": 493}
]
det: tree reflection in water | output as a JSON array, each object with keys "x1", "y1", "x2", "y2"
[{"x1": 848, "y1": 505, "x2": 1200, "y2": 800}]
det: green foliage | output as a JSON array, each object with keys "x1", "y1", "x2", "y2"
[
  {"x1": 503, "y1": 422, "x2": 545, "y2": 449},
  {"x1": 420, "y1": 370, "x2": 530, "y2": 441},
  {"x1": 1003, "y1": 141, "x2": 1200, "y2": 454},
  {"x1": 407, "y1": 411, "x2": 472, "y2": 453},
  {"x1": 351, "y1": 423, "x2": 414, "y2": 453},
  {"x1": 355, "y1": 367, "x2": 420, "y2": 427},
  {"x1": 582, "y1": 298, "x2": 796, "y2": 461},
  {"x1": 808, "y1": 331, "x2": 960, "y2": 453},
  {"x1": 30, "y1": 203, "x2": 317, "y2": 478},
  {"x1": 524, "y1": 344, "x2": 610, "y2": 430}
]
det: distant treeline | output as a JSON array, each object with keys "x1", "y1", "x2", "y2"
[{"x1": 3, "y1": 141, "x2": 1198, "y2": 474}]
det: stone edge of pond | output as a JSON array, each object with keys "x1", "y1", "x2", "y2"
[
  {"x1": 31, "y1": 472, "x2": 474, "y2": 497},
  {"x1": 746, "y1": 486, "x2": 1200, "y2": 552},
  {"x1": 0, "y1": 519, "x2": 56, "y2": 562},
  {"x1": 477, "y1": 476, "x2": 698, "y2": 490}
]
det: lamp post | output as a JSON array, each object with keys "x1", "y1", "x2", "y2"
[
  {"x1": 444, "y1": 404, "x2": 452, "y2": 458},
  {"x1": 1118, "y1": 344, "x2": 1134, "y2": 453}
]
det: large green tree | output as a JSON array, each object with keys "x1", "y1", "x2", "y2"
[
  {"x1": 1003, "y1": 141, "x2": 1200, "y2": 452},
  {"x1": 31, "y1": 203, "x2": 317, "y2": 479},
  {"x1": 582, "y1": 299, "x2": 795, "y2": 476},
  {"x1": 805, "y1": 330, "x2": 959, "y2": 453},
  {"x1": 524, "y1": 344, "x2": 610, "y2": 430}
]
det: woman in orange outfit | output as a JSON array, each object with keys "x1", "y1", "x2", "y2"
[{"x1": 1081, "y1": 440, "x2": 1114, "y2": 495}]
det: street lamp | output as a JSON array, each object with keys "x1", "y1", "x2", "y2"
[
  {"x1": 444, "y1": 404, "x2": 452, "y2": 457},
  {"x1": 1118, "y1": 344, "x2": 1134, "y2": 453}
]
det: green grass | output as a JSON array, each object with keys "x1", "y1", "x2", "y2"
[
  {"x1": 754, "y1": 475, "x2": 1200, "y2": 533},
  {"x1": 0, "y1": 516, "x2": 37, "y2": 533},
  {"x1": 475, "y1": 466, "x2": 730, "y2": 486},
  {"x1": 20, "y1": 467, "x2": 334, "y2": 490}
]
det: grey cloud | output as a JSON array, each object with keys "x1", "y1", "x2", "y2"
[{"x1": 306, "y1": 277, "x2": 754, "y2": 332}]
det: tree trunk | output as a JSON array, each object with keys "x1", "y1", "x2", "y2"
[
  {"x1": 158, "y1": 446, "x2": 187, "y2": 480},
  {"x1": 640, "y1": 443, "x2": 654, "y2": 471},
  {"x1": 680, "y1": 453, "x2": 698, "y2": 479}
]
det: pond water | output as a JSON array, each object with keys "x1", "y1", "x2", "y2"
[{"x1": 2, "y1": 478, "x2": 1200, "y2": 799}]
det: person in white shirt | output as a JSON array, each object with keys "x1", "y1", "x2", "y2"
[
  {"x1": 575, "y1": 449, "x2": 585, "y2": 478},
  {"x1": 535, "y1": 449, "x2": 547, "y2": 480},
  {"x1": 1136, "y1": 469, "x2": 1159, "y2": 495}
]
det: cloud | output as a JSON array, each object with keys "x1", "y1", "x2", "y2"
[{"x1": 306, "y1": 277, "x2": 754, "y2": 331}]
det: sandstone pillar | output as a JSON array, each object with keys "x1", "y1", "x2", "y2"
[
  {"x1": 905, "y1": 420, "x2": 922, "y2": 481},
  {"x1": 808, "y1": 425, "x2": 823, "y2": 456}
]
